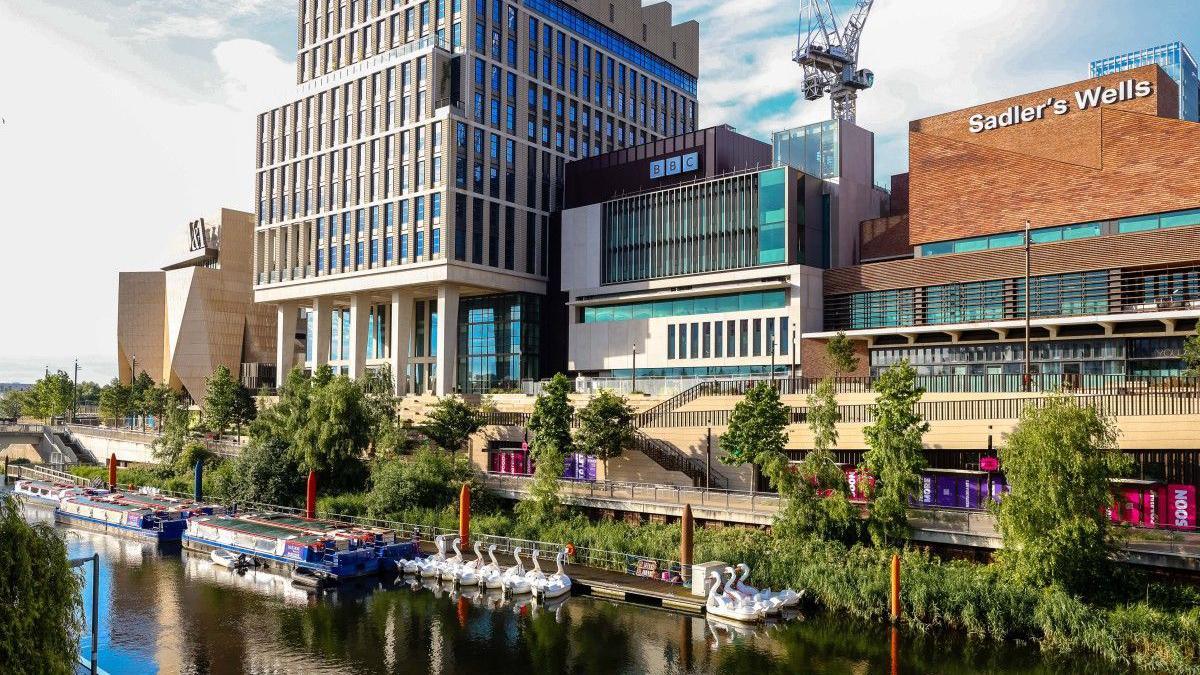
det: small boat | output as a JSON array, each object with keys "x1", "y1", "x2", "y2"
[
  {"x1": 291, "y1": 566, "x2": 330, "y2": 589},
  {"x1": 502, "y1": 547, "x2": 533, "y2": 594},
  {"x1": 706, "y1": 570, "x2": 764, "y2": 623},
  {"x1": 734, "y1": 563, "x2": 802, "y2": 609},
  {"x1": 211, "y1": 548, "x2": 251, "y2": 569},
  {"x1": 537, "y1": 550, "x2": 572, "y2": 600}
]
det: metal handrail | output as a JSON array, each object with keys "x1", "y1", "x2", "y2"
[{"x1": 484, "y1": 473, "x2": 781, "y2": 514}]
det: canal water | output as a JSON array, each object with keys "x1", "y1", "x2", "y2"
[{"x1": 27, "y1": 505, "x2": 1112, "y2": 674}]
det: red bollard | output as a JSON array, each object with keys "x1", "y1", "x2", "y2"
[
  {"x1": 108, "y1": 454, "x2": 117, "y2": 490},
  {"x1": 306, "y1": 470, "x2": 317, "y2": 519},
  {"x1": 459, "y1": 483, "x2": 471, "y2": 547}
]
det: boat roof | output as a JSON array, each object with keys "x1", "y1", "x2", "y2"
[
  {"x1": 118, "y1": 492, "x2": 205, "y2": 510},
  {"x1": 64, "y1": 495, "x2": 148, "y2": 512},
  {"x1": 239, "y1": 513, "x2": 390, "y2": 538},
  {"x1": 195, "y1": 515, "x2": 328, "y2": 544}
]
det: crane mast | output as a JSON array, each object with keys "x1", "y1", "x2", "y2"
[{"x1": 793, "y1": 0, "x2": 875, "y2": 122}]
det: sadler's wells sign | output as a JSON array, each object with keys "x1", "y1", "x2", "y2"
[{"x1": 968, "y1": 78, "x2": 1153, "y2": 134}]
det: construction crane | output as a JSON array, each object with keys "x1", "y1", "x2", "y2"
[{"x1": 792, "y1": 0, "x2": 875, "y2": 122}]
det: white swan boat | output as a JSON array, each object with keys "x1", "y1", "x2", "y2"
[
  {"x1": 417, "y1": 536, "x2": 448, "y2": 578},
  {"x1": 440, "y1": 537, "x2": 464, "y2": 581},
  {"x1": 524, "y1": 548, "x2": 549, "y2": 593},
  {"x1": 452, "y1": 539, "x2": 479, "y2": 586},
  {"x1": 734, "y1": 563, "x2": 802, "y2": 608},
  {"x1": 501, "y1": 547, "x2": 533, "y2": 594},
  {"x1": 537, "y1": 550, "x2": 572, "y2": 600},
  {"x1": 480, "y1": 544, "x2": 504, "y2": 590},
  {"x1": 705, "y1": 570, "x2": 765, "y2": 623}
]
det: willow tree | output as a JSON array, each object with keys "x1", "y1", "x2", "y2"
[
  {"x1": 995, "y1": 395, "x2": 1129, "y2": 593},
  {"x1": 785, "y1": 377, "x2": 854, "y2": 540},
  {"x1": 0, "y1": 495, "x2": 82, "y2": 675},
  {"x1": 862, "y1": 360, "x2": 928, "y2": 543}
]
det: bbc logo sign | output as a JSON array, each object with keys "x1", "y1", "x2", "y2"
[{"x1": 649, "y1": 151, "x2": 698, "y2": 179}]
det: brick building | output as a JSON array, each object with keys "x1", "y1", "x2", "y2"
[{"x1": 806, "y1": 64, "x2": 1200, "y2": 383}]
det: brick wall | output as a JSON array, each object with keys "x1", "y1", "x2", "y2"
[
  {"x1": 800, "y1": 336, "x2": 870, "y2": 378},
  {"x1": 859, "y1": 214, "x2": 910, "y2": 262},
  {"x1": 907, "y1": 65, "x2": 1193, "y2": 245}
]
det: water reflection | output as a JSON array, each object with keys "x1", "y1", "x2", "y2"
[{"x1": 29, "y1": 507, "x2": 1118, "y2": 675}]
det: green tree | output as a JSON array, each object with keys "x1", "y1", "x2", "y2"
[
  {"x1": 98, "y1": 378, "x2": 133, "y2": 427},
  {"x1": 23, "y1": 371, "x2": 74, "y2": 422},
  {"x1": 421, "y1": 397, "x2": 484, "y2": 454},
  {"x1": 574, "y1": 389, "x2": 636, "y2": 476},
  {"x1": 231, "y1": 385, "x2": 257, "y2": 439},
  {"x1": 0, "y1": 390, "x2": 25, "y2": 419},
  {"x1": 141, "y1": 383, "x2": 177, "y2": 429},
  {"x1": 295, "y1": 374, "x2": 370, "y2": 491},
  {"x1": 368, "y1": 447, "x2": 486, "y2": 516},
  {"x1": 202, "y1": 365, "x2": 238, "y2": 437},
  {"x1": 783, "y1": 377, "x2": 854, "y2": 540},
  {"x1": 362, "y1": 366, "x2": 407, "y2": 457},
  {"x1": 720, "y1": 382, "x2": 791, "y2": 493},
  {"x1": 995, "y1": 395, "x2": 1129, "y2": 593},
  {"x1": 130, "y1": 371, "x2": 155, "y2": 430},
  {"x1": 521, "y1": 373, "x2": 575, "y2": 519},
  {"x1": 826, "y1": 331, "x2": 860, "y2": 375},
  {"x1": 251, "y1": 366, "x2": 317, "y2": 452},
  {"x1": 75, "y1": 381, "x2": 102, "y2": 407},
  {"x1": 0, "y1": 494, "x2": 83, "y2": 675},
  {"x1": 1184, "y1": 331, "x2": 1200, "y2": 377},
  {"x1": 216, "y1": 439, "x2": 305, "y2": 506},
  {"x1": 861, "y1": 360, "x2": 928, "y2": 543},
  {"x1": 152, "y1": 392, "x2": 194, "y2": 465}
]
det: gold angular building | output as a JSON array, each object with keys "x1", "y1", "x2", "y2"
[{"x1": 117, "y1": 208, "x2": 276, "y2": 402}]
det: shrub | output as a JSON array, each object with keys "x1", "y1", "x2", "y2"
[{"x1": 368, "y1": 448, "x2": 486, "y2": 518}]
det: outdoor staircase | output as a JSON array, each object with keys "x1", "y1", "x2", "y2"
[
  {"x1": 634, "y1": 382, "x2": 714, "y2": 427},
  {"x1": 632, "y1": 430, "x2": 728, "y2": 489}
]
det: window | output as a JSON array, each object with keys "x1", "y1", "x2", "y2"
[
  {"x1": 432, "y1": 228, "x2": 441, "y2": 254},
  {"x1": 667, "y1": 324, "x2": 676, "y2": 359}
]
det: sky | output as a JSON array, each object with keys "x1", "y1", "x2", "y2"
[{"x1": 0, "y1": 0, "x2": 1198, "y2": 384}]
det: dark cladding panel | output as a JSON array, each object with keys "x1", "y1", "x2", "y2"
[{"x1": 564, "y1": 125, "x2": 771, "y2": 208}]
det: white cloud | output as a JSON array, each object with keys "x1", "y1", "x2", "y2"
[{"x1": 0, "y1": 1, "x2": 295, "y2": 383}]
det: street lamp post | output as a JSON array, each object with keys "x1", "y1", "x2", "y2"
[
  {"x1": 1023, "y1": 219, "x2": 1032, "y2": 392},
  {"x1": 791, "y1": 327, "x2": 797, "y2": 381},
  {"x1": 769, "y1": 337, "x2": 776, "y2": 383},
  {"x1": 705, "y1": 419, "x2": 712, "y2": 490},
  {"x1": 72, "y1": 359, "x2": 79, "y2": 424},
  {"x1": 631, "y1": 345, "x2": 637, "y2": 395},
  {"x1": 69, "y1": 553, "x2": 99, "y2": 675}
]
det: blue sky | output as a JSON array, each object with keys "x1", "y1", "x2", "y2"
[{"x1": 1, "y1": 0, "x2": 1199, "y2": 383}]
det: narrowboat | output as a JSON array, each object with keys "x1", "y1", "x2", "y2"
[
  {"x1": 13, "y1": 478, "x2": 104, "y2": 507},
  {"x1": 183, "y1": 513, "x2": 416, "y2": 580},
  {"x1": 55, "y1": 494, "x2": 190, "y2": 542}
]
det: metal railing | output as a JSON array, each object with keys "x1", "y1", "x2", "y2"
[
  {"x1": 4, "y1": 463, "x2": 90, "y2": 486},
  {"x1": 82, "y1": 483, "x2": 690, "y2": 586},
  {"x1": 485, "y1": 473, "x2": 781, "y2": 515},
  {"x1": 635, "y1": 390, "x2": 1200, "y2": 428},
  {"x1": 63, "y1": 424, "x2": 247, "y2": 459}
]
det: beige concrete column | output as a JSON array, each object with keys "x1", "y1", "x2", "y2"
[
  {"x1": 312, "y1": 296, "x2": 331, "y2": 367},
  {"x1": 275, "y1": 301, "x2": 298, "y2": 382},
  {"x1": 435, "y1": 285, "x2": 459, "y2": 396},
  {"x1": 390, "y1": 290, "x2": 413, "y2": 395},
  {"x1": 348, "y1": 294, "x2": 368, "y2": 380}
]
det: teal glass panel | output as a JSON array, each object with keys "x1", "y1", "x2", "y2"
[
  {"x1": 632, "y1": 304, "x2": 652, "y2": 320},
  {"x1": 1029, "y1": 227, "x2": 1062, "y2": 244},
  {"x1": 672, "y1": 299, "x2": 693, "y2": 316},
  {"x1": 717, "y1": 295, "x2": 740, "y2": 312},
  {"x1": 761, "y1": 290, "x2": 787, "y2": 309},
  {"x1": 988, "y1": 232, "x2": 1025, "y2": 249},
  {"x1": 583, "y1": 307, "x2": 595, "y2": 322},
  {"x1": 612, "y1": 305, "x2": 632, "y2": 321},
  {"x1": 757, "y1": 168, "x2": 787, "y2": 265},
  {"x1": 739, "y1": 293, "x2": 764, "y2": 311},
  {"x1": 692, "y1": 296, "x2": 718, "y2": 314},
  {"x1": 651, "y1": 302, "x2": 671, "y2": 318},
  {"x1": 1062, "y1": 222, "x2": 1101, "y2": 240},
  {"x1": 952, "y1": 236, "x2": 988, "y2": 253},
  {"x1": 1160, "y1": 208, "x2": 1200, "y2": 229},
  {"x1": 920, "y1": 241, "x2": 954, "y2": 256},
  {"x1": 1118, "y1": 215, "x2": 1159, "y2": 233},
  {"x1": 594, "y1": 306, "x2": 613, "y2": 322}
]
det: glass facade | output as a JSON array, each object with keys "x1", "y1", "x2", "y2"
[
  {"x1": 917, "y1": 207, "x2": 1200, "y2": 257},
  {"x1": 1090, "y1": 42, "x2": 1199, "y2": 122},
  {"x1": 870, "y1": 337, "x2": 1188, "y2": 378},
  {"x1": 457, "y1": 293, "x2": 541, "y2": 393},
  {"x1": 600, "y1": 168, "x2": 793, "y2": 284},
  {"x1": 771, "y1": 120, "x2": 839, "y2": 179},
  {"x1": 581, "y1": 289, "x2": 786, "y2": 323}
]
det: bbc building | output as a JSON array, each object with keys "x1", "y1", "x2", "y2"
[{"x1": 253, "y1": 0, "x2": 699, "y2": 395}]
